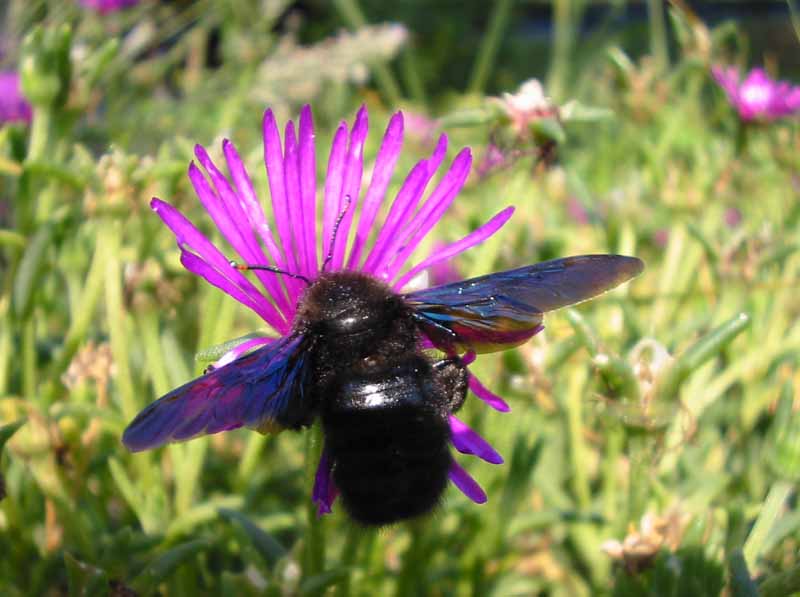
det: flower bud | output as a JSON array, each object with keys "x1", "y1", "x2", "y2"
[{"x1": 20, "y1": 24, "x2": 72, "y2": 109}]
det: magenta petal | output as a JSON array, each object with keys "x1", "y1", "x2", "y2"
[
  {"x1": 786, "y1": 87, "x2": 800, "y2": 111},
  {"x1": 712, "y1": 65, "x2": 740, "y2": 99},
  {"x1": 362, "y1": 160, "x2": 431, "y2": 276},
  {"x1": 468, "y1": 372, "x2": 511, "y2": 413},
  {"x1": 193, "y1": 147, "x2": 291, "y2": 316},
  {"x1": 383, "y1": 148, "x2": 473, "y2": 281},
  {"x1": 331, "y1": 105, "x2": 369, "y2": 271},
  {"x1": 283, "y1": 121, "x2": 307, "y2": 278},
  {"x1": 180, "y1": 251, "x2": 276, "y2": 323},
  {"x1": 449, "y1": 415, "x2": 504, "y2": 464},
  {"x1": 713, "y1": 65, "x2": 800, "y2": 121},
  {"x1": 461, "y1": 351, "x2": 477, "y2": 366},
  {"x1": 298, "y1": 105, "x2": 319, "y2": 276},
  {"x1": 322, "y1": 123, "x2": 349, "y2": 267},
  {"x1": 347, "y1": 111, "x2": 404, "y2": 269},
  {"x1": 0, "y1": 71, "x2": 32, "y2": 124},
  {"x1": 212, "y1": 336, "x2": 274, "y2": 369},
  {"x1": 448, "y1": 459, "x2": 487, "y2": 504},
  {"x1": 188, "y1": 159, "x2": 250, "y2": 257},
  {"x1": 263, "y1": 109, "x2": 297, "y2": 273},
  {"x1": 151, "y1": 198, "x2": 287, "y2": 331},
  {"x1": 393, "y1": 206, "x2": 515, "y2": 290},
  {"x1": 221, "y1": 140, "x2": 292, "y2": 317},
  {"x1": 312, "y1": 449, "x2": 338, "y2": 516},
  {"x1": 221, "y1": 140, "x2": 286, "y2": 267},
  {"x1": 426, "y1": 133, "x2": 449, "y2": 176},
  {"x1": 362, "y1": 134, "x2": 449, "y2": 276}
]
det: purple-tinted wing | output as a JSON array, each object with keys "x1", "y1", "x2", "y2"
[
  {"x1": 404, "y1": 255, "x2": 643, "y2": 353},
  {"x1": 122, "y1": 334, "x2": 312, "y2": 452}
]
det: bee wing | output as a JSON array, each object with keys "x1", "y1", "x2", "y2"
[
  {"x1": 404, "y1": 255, "x2": 643, "y2": 353},
  {"x1": 122, "y1": 334, "x2": 313, "y2": 452}
]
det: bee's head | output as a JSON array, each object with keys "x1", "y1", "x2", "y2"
[{"x1": 297, "y1": 271, "x2": 406, "y2": 345}]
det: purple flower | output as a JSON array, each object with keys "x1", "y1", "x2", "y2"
[
  {"x1": 153, "y1": 105, "x2": 515, "y2": 515},
  {"x1": 79, "y1": 0, "x2": 139, "y2": 14},
  {"x1": 475, "y1": 142, "x2": 508, "y2": 178},
  {"x1": 712, "y1": 66, "x2": 800, "y2": 122},
  {"x1": 724, "y1": 206, "x2": 742, "y2": 229},
  {"x1": 426, "y1": 241, "x2": 461, "y2": 287},
  {"x1": 0, "y1": 72, "x2": 32, "y2": 125}
]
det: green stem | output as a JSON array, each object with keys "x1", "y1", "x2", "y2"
[
  {"x1": 566, "y1": 368, "x2": 591, "y2": 509},
  {"x1": 743, "y1": 480, "x2": 793, "y2": 571},
  {"x1": 22, "y1": 318, "x2": 36, "y2": 399},
  {"x1": 333, "y1": 526, "x2": 364, "y2": 597},
  {"x1": 104, "y1": 223, "x2": 138, "y2": 420},
  {"x1": 25, "y1": 108, "x2": 61, "y2": 227},
  {"x1": 332, "y1": 0, "x2": 403, "y2": 104},
  {"x1": 237, "y1": 433, "x2": 268, "y2": 486},
  {"x1": 467, "y1": 0, "x2": 514, "y2": 95},
  {"x1": 397, "y1": 522, "x2": 426, "y2": 597},
  {"x1": 170, "y1": 440, "x2": 208, "y2": 516},
  {"x1": 728, "y1": 549, "x2": 759, "y2": 597},
  {"x1": 400, "y1": 47, "x2": 427, "y2": 105},
  {"x1": 138, "y1": 310, "x2": 170, "y2": 396},
  {"x1": 788, "y1": 0, "x2": 800, "y2": 43},
  {"x1": 548, "y1": 0, "x2": 577, "y2": 100},
  {"x1": 647, "y1": 0, "x2": 668, "y2": 72},
  {"x1": 303, "y1": 424, "x2": 326, "y2": 591},
  {"x1": 627, "y1": 433, "x2": 650, "y2": 523},
  {"x1": 655, "y1": 313, "x2": 750, "y2": 403},
  {"x1": 602, "y1": 425, "x2": 623, "y2": 524},
  {"x1": 735, "y1": 120, "x2": 749, "y2": 157},
  {"x1": 49, "y1": 227, "x2": 112, "y2": 381},
  {"x1": 0, "y1": 312, "x2": 9, "y2": 395},
  {"x1": 26, "y1": 108, "x2": 52, "y2": 163}
]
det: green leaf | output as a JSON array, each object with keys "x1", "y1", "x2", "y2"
[
  {"x1": 561, "y1": 99, "x2": 614, "y2": 122},
  {"x1": 218, "y1": 508, "x2": 287, "y2": 568},
  {"x1": 131, "y1": 539, "x2": 211, "y2": 593},
  {"x1": 0, "y1": 419, "x2": 26, "y2": 451},
  {"x1": 728, "y1": 549, "x2": 758, "y2": 597},
  {"x1": 655, "y1": 313, "x2": 750, "y2": 402},
  {"x1": 64, "y1": 552, "x2": 108, "y2": 597},
  {"x1": 299, "y1": 569, "x2": 351, "y2": 596},
  {"x1": 760, "y1": 563, "x2": 800, "y2": 597},
  {"x1": 12, "y1": 225, "x2": 53, "y2": 319},
  {"x1": 194, "y1": 333, "x2": 275, "y2": 364},
  {"x1": 530, "y1": 117, "x2": 566, "y2": 145},
  {"x1": 438, "y1": 108, "x2": 496, "y2": 128}
]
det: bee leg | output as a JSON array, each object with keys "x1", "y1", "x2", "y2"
[{"x1": 432, "y1": 357, "x2": 468, "y2": 413}]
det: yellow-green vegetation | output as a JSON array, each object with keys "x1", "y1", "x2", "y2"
[{"x1": 1, "y1": 1, "x2": 799, "y2": 595}]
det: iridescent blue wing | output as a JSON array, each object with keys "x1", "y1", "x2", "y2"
[
  {"x1": 122, "y1": 334, "x2": 313, "y2": 452},
  {"x1": 404, "y1": 255, "x2": 643, "y2": 353}
]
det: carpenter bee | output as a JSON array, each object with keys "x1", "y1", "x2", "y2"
[{"x1": 123, "y1": 255, "x2": 643, "y2": 526}]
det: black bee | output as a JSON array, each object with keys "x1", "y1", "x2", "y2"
[{"x1": 122, "y1": 255, "x2": 643, "y2": 526}]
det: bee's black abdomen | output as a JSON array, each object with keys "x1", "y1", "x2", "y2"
[{"x1": 322, "y1": 357, "x2": 452, "y2": 526}]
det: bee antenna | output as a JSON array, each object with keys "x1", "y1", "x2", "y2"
[
  {"x1": 322, "y1": 195, "x2": 352, "y2": 272},
  {"x1": 230, "y1": 260, "x2": 311, "y2": 286}
]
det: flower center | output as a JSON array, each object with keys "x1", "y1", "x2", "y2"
[{"x1": 740, "y1": 83, "x2": 771, "y2": 110}]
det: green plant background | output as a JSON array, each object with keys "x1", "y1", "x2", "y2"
[{"x1": 1, "y1": 1, "x2": 799, "y2": 595}]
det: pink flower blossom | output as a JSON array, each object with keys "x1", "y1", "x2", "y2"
[
  {"x1": 151, "y1": 105, "x2": 513, "y2": 515},
  {"x1": 79, "y1": 0, "x2": 139, "y2": 14},
  {"x1": 712, "y1": 66, "x2": 800, "y2": 122},
  {"x1": 0, "y1": 72, "x2": 32, "y2": 124}
]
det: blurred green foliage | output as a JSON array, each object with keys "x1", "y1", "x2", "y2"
[{"x1": 1, "y1": 0, "x2": 799, "y2": 595}]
